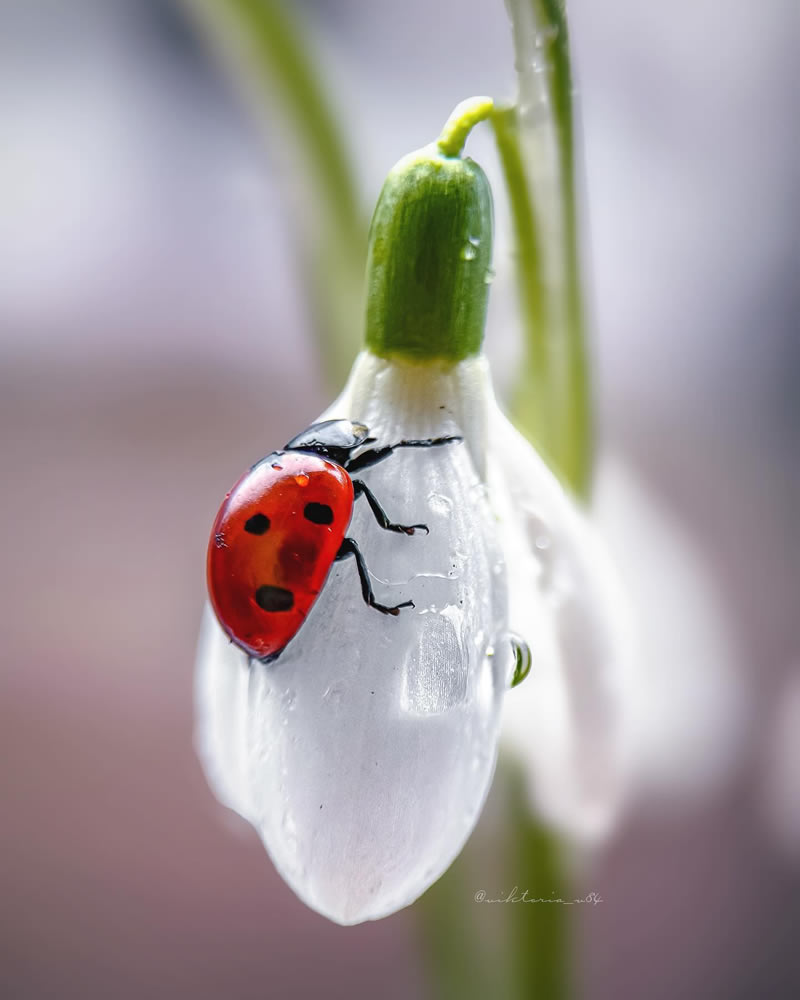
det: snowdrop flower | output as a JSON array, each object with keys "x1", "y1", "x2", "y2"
[{"x1": 195, "y1": 99, "x2": 630, "y2": 922}]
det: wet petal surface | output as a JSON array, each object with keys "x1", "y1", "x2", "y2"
[{"x1": 196, "y1": 355, "x2": 509, "y2": 923}]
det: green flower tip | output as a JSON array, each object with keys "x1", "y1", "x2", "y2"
[{"x1": 364, "y1": 99, "x2": 495, "y2": 365}]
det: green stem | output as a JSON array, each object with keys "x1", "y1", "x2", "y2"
[
  {"x1": 183, "y1": 0, "x2": 367, "y2": 382},
  {"x1": 536, "y1": 0, "x2": 593, "y2": 500},
  {"x1": 490, "y1": 105, "x2": 555, "y2": 469},
  {"x1": 417, "y1": 759, "x2": 571, "y2": 1000},
  {"x1": 506, "y1": 761, "x2": 570, "y2": 998},
  {"x1": 438, "y1": 96, "x2": 495, "y2": 157},
  {"x1": 502, "y1": 0, "x2": 593, "y2": 501}
]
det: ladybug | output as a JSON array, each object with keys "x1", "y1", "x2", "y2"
[{"x1": 207, "y1": 419, "x2": 460, "y2": 662}]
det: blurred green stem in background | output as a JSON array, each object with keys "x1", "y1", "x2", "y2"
[
  {"x1": 419, "y1": 758, "x2": 570, "y2": 1000},
  {"x1": 187, "y1": 1, "x2": 591, "y2": 997},
  {"x1": 500, "y1": 0, "x2": 593, "y2": 501},
  {"x1": 490, "y1": 103, "x2": 552, "y2": 455},
  {"x1": 183, "y1": 0, "x2": 368, "y2": 383}
]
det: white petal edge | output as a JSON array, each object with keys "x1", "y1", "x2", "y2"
[{"x1": 489, "y1": 401, "x2": 635, "y2": 843}]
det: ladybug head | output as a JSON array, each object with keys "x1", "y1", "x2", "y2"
[{"x1": 284, "y1": 419, "x2": 374, "y2": 466}]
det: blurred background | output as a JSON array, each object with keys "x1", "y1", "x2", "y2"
[{"x1": 1, "y1": 0, "x2": 797, "y2": 997}]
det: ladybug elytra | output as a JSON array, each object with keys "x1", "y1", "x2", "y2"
[{"x1": 207, "y1": 419, "x2": 459, "y2": 661}]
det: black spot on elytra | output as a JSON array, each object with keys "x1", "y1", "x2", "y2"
[
  {"x1": 244, "y1": 513, "x2": 270, "y2": 535},
  {"x1": 304, "y1": 502, "x2": 334, "y2": 525},
  {"x1": 255, "y1": 585, "x2": 294, "y2": 612}
]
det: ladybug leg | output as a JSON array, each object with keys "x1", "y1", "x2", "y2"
[
  {"x1": 352, "y1": 480, "x2": 429, "y2": 535},
  {"x1": 343, "y1": 435, "x2": 461, "y2": 474},
  {"x1": 335, "y1": 538, "x2": 415, "y2": 616}
]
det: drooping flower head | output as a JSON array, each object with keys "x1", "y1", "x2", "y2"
[{"x1": 196, "y1": 98, "x2": 630, "y2": 923}]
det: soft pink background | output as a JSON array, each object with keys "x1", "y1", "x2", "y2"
[{"x1": 1, "y1": 1, "x2": 797, "y2": 997}]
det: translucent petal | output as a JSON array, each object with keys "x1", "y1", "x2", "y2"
[
  {"x1": 195, "y1": 604, "x2": 255, "y2": 822},
  {"x1": 489, "y1": 399, "x2": 634, "y2": 842},
  {"x1": 196, "y1": 354, "x2": 509, "y2": 924}
]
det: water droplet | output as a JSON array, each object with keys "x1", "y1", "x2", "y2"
[
  {"x1": 294, "y1": 473, "x2": 310, "y2": 487},
  {"x1": 323, "y1": 683, "x2": 344, "y2": 705},
  {"x1": 484, "y1": 268, "x2": 495, "y2": 285},
  {"x1": 509, "y1": 635, "x2": 532, "y2": 689},
  {"x1": 460, "y1": 243, "x2": 477, "y2": 261},
  {"x1": 271, "y1": 462, "x2": 283, "y2": 470},
  {"x1": 468, "y1": 235, "x2": 481, "y2": 247},
  {"x1": 428, "y1": 492, "x2": 453, "y2": 517}
]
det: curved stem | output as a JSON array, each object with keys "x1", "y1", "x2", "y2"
[{"x1": 438, "y1": 96, "x2": 495, "y2": 157}]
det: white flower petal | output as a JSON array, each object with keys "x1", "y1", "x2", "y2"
[
  {"x1": 194, "y1": 603, "x2": 255, "y2": 822},
  {"x1": 490, "y1": 401, "x2": 634, "y2": 842},
  {"x1": 196, "y1": 353, "x2": 510, "y2": 924}
]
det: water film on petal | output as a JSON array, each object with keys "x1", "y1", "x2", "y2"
[{"x1": 196, "y1": 353, "x2": 509, "y2": 924}]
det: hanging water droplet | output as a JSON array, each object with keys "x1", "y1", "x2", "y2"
[
  {"x1": 460, "y1": 243, "x2": 477, "y2": 261},
  {"x1": 484, "y1": 267, "x2": 496, "y2": 285},
  {"x1": 509, "y1": 634, "x2": 532, "y2": 689}
]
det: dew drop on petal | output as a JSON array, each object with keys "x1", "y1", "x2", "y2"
[
  {"x1": 509, "y1": 634, "x2": 533, "y2": 688},
  {"x1": 428, "y1": 492, "x2": 453, "y2": 517}
]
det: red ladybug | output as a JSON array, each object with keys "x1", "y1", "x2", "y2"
[{"x1": 207, "y1": 420, "x2": 459, "y2": 661}]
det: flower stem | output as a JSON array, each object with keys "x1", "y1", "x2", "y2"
[
  {"x1": 490, "y1": 105, "x2": 553, "y2": 464},
  {"x1": 183, "y1": 0, "x2": 367, "y2": 382},
  {"x1": 502, "y1": 0, "x2": 593, "y2": 501},
  {"x1": 437, "y1": 96, "x2": 495, "y2": 157}
]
